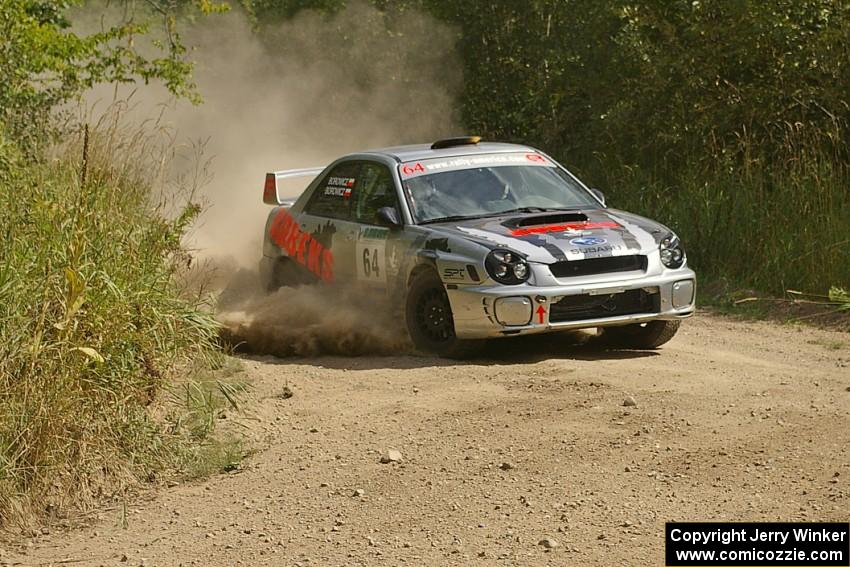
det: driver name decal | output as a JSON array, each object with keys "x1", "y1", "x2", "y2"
[{"x1": 324, "y1": 176, "x2": 355, "y2": 198}]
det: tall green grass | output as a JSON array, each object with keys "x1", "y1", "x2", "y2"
[
  {"x1": 0, "y1": 121, "x2": 221, "y2": 526},
  {"x1": 587, "y1": 125, "x2": 850, "y2": 294}
]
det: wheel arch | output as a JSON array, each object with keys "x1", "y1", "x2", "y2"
[{"x1": 406, "y1": 259, "x2": 441, "y2": 289}]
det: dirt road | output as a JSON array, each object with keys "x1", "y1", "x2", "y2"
[{"x1": 5, "y1": 313, "x2": 850, "y2": 566}]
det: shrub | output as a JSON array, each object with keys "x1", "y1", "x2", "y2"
[{"x1": 0, "y1": 123, "x2": 220, "y2": 526}]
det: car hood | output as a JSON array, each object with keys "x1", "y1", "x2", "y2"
[{"x1": 425, "y1": 208, "x2": 669, "y2": 263}]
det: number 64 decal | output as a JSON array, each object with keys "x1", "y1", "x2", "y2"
[
  {"x1": 362, "y1": 247, "x2": 380, "y2": 278},
  {"x1": 356, "y1": 241, "x2": 385, "y2": 282}
]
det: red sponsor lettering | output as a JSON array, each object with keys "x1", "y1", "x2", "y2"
[
  {"x1": 296, "y1": 232, "x2": 310, "y2": 264},
  {"x1": 268, "y1": 209, "x2": 335, "y2": 282},
  {"x1": 321, "y1": 249, "x2": 334, "y2": 282},
  {"x1": 510, "y1": 221, "x2": 619, "y2": 237},
  {"x1": 307, "y1": 238, "x2": 322, "y2": 274},
  {"x1": 269, "y1": 211, "x2": 290, "y2": 244},
  {"x1": 284, "y1": 223, "x2": 300, "y2": 256}
]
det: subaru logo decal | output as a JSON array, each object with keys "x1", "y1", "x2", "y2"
[{"x1": 569, "y1": 237, "x2": 607, "y2": 246}]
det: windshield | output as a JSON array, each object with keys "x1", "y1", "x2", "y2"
[{"x1": 399, "y1": 154, "x2": 599, "y2": 224}]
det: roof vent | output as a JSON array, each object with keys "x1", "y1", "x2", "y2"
[{"x1": 430, "y1": 136, "x2": 482, "y2": 150}]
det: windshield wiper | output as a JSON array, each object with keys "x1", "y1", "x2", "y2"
[
  {"x1": 419, "y1": 213, "x2": 495, "y2": 225},
  {"x1": 420, "y1": 207, "x2": 582, "y2": 225},
  {"x1": 496, "y1": 206, "x2": 579, "y2": 215}
]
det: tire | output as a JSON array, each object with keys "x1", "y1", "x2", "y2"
[
  {"x1": 260, "y1": 257, "x2": 304, "y2": 293},
  {"x1": 405, "y1": 269, "x2": 477, "y2": 358},
  {"x1": 599, "y1": 320, "x2": 681, "y2": 349}
]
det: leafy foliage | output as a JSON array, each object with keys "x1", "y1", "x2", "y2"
[
  {"x1": 830, "y1": 287, "x2": 850, "y2": 311},
  {"x1": 242, "y1": 0, "x2": 850, "y2": 292},
  {"x1": 0, "y1": 0, "x2": 227, "y2": 152}
]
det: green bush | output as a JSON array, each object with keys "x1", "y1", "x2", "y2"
[
  {"x1": 0, "y1": 125, "x2": 220, "y2": 525},
  {"x1": 585, "y1": 132, "x2": 850, "y2": 293}
]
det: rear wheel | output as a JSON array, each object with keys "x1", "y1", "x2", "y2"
[
  {"x1": 599, "y1": 320, "x2": 681, "y2": 349},
  {"x1": 260, "y1": 257, "x2": 304, "y2": 292},
  {"x1": 405, "y1": 269, "x2": 477, "y2": 358}
]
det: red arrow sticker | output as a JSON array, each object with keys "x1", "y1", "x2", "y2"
[{"x1": 536, "y1": 305, "x2": 546, "y2": 324}]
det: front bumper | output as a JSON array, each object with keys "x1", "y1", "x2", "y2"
[{"x1": 446, "y1": 269, "x2": 696, "y2": 339}]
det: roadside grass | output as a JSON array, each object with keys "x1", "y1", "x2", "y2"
[
  {"x1": 697, "y1": 288, "x2": 775, "y2": 321},
  {"x1": 164, "y1": 357, "x2": 255, "y2": 479},
  {"x1": 0, "y1": 119, "x2": 239, "y2": 528},
  {"x1": 696, "y1": 281, "x2": 850, "y2": 332},
  {"x1": 806, "y1": 338, "x2": 847, "y2": 351}
]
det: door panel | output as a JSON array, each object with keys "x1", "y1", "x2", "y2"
[
  {"x1": 355, "y1": 226, "x2": 390, "y2": 285},
  {"x1": 296, "y1": 161, "x2": 362, "y2": 283},
  {"x1": 349, "y1": 162, "x2": 401, "y2": 291}
]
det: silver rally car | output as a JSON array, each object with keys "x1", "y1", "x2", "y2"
[{"x1": 260, "y1": 137, "x2": 696, "y2": 356}]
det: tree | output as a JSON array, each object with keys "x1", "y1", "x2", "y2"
[{"x1": 0, "y1": 0, "x2": 226, "y2": 153}]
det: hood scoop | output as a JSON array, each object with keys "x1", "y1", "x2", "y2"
[{"x1": 502, "y1": 211, "x2": 587, "y2": 229}]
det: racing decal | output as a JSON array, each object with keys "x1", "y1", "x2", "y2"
[
  {"x1": 456, "y1": 226, "x2": 560, "y2": 263},
  {"x1": 567, "y1": 243, "x2": 625, "y2": 256},
  {"x1": 424, "y1": 237, "x2": 451, "y2": 253},
  {"x1": 564, "y1": 235, "x2": 624, "y2": 258},
  {"x1": 269, "y1": 209, "x2": 334, "y2": 282},
  {"x1": 510, "y1": 221, "x2": 619, "y2": 237},
  {"x1": 570, "y1": 237, "x2": 607, "y2": 246},
  {"x1": 400, "y1": 162, "x2": 426, "y2": 176},
  {"x1": 520, "y1": 233, "x2": 569, "y2": 262},
  {"x1": 440, "y1": 263, "x2": 480, "y2": 283},
  {"x1": 535, "y1": 305, "x2": 546, "y2": 324},
  {"x1": 399, "y1": 152, "x2": 554, "y2": 179},
  {"x1": 386, "y1": 243, "x2": 402, "y2": 278},
  {"x1": 443, "y1": 267, "x2": 466, "y2": 280},
  {"x1": 360, "y1": 227, "x2": 388, "y2": 240},
  {"x1": 604, "y1": 212, "x2": 658, "y2": 254},
  {"x1": 356, "y1": 226, "x2": 388, "y2": 283},
  {"x1": 324, "y1": 176, "x2": 355, "y2": 198}
]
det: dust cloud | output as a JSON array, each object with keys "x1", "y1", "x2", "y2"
[
  {"x1": 77, "y1": 2, "x2": 460, "y2": 356},
  {"x1": 216, "y1": 270, "x2": 411, "y2": 357},
  {"x1": 174, "y1": 4, "x2": 461, "y2": 262}
]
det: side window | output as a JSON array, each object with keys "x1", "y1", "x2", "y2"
[
  {"x1": 351, "y1": 163, "x2": 399, "y2": 225},
  {"x1": 305, "y1": 162, "x2": 360, "y2": 220}
]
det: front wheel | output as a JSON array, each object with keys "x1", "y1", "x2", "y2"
[
  {"x1": 405, "y1": 269, "x2": 477, "y2": 358},
  {"x1": 599, "y1": 320, "x2": 681, "y2": 349}
]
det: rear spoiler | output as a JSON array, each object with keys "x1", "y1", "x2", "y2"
[{"x1": 263, "y1": 166, "x2": 326, "y2": 206}]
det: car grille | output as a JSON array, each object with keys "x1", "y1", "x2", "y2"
[
  {"x1": 549, "y1": 255, "x2": 647, "y2": 278},
  {"x1": 549, "y1": 288, "x2": 660, "y2": 323}
]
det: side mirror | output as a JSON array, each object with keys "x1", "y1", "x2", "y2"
[
  {"x1": 590, "y1": 188, "x2": 606, "y2": 207},
  {"x1": 376, "y1": 206, "x2": 402, "y2": 228}
]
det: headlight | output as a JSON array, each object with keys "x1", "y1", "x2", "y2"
[
  {"x1": 659, "y1": 234, "x2": 685, "y2": 269},
  {"x1": 485, "y1": 249, "x2": 530, "y2": 285}
]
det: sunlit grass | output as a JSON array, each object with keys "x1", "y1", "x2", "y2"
[
  {"x1": 587, "y1": 125, "x2": 850, "y2": 295},
  {"x1": 0, "y1": 119, "x2": 227, "y2": 527}
]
